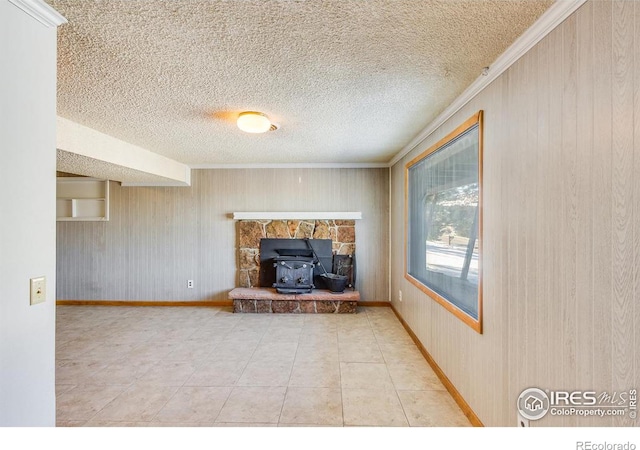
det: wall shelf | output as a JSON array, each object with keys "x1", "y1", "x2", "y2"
[{"x1": 56, "y1": 177, "x2": 109, "y2": 221}]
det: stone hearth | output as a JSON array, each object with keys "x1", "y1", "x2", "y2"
[
  {"x1": 229, "y1": 288, "x2": 359, "y2": 314},
  {"x1": 237, "y1": 219, "x2": 355, "y2": 288}
]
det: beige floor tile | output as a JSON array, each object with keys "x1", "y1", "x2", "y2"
[
  {"x1": 83, "y1": 420, "x2": 152, "y2": 427},
  {"x1": 387, "y1": 362, "x2": 445, "y2": 391},
  {"x1": 269, "y1": 316, "x2": 305, "y2": 327},
  {"x1": 56, "y1": 384, "x2": 127, "y2": 421},
  {"x1": 148, "y1": 421, "x2": 216, "y2": 427},
  {"x1": 154, "y1": 386, "x2": 232, "y2": 423},
  {"x1": 278, "y1": 423, "x2": 342, "y2": 427},
  {"x1": 56, "y1": 339, "x2": 101, "y2": 359},
  {"x1": 136, "y1": 361, "x2": 197, "y2": 386},
  {"x1": 85, "y1": 360, "x2": 155, "y2": 385},
  {"x1": 342, "y1": 389, "x2": 408, "y2": 426},
  {"x1": 250, "y1": 342, "x2": 298, "y2": 363},
  {"x1": 56, "y1": 420, "x2": 87, "y2": 427},
  {"x1": 221, "y1": 331, "x2": 265, "y2": 344},
  {"x1": 77, "y1": 343, "x2": 139, "y2": 362},
  {"x1": 379, "y1": 343, "x2": 426, "y2": 365},
  {"x1": 124, "y1": 342, "x2": 181, "y2": 361},
  {"x1": 91, "y1": 384, "x2": 179, "y2": 422},
  {"x1": 301, "y1": 325, "x2": 338, "y2": 335},
  {"x1": 213, "y1": 422, "x2": 278, "y2": 427},
  {"x1": 338, "y1": 341, "x2": 384, "y2": 363},
  {"x1": 164, "y1": 340, "x2": 217, "y2": 362},
  {"x1": 215, "y1": 386, "x2": 286, "y2": 423},
  {"x1": 295, "y1": 342, "x2": 339, "y2": 362},
  {"x1": 207, "y1": 341, "x2": 258, "y2": 362},
  {"x1": 237, "y1": 360, "x2": 293, "y2": 387},
  {"x1": 56, "y1": 360, "x2": 108, "y2": 384},
  {"x1": 55, "y1": 306, "x2": 466, "y2": 428},
  {"x1": 100, "y1": 330, "x2": 158, "y2": 345},
  {"x1": 397, "y1": 390, "x2": 471, "y2": 426},
  {"x1": 337, "y1": 328, "x2": 376, "y2": 342},
  {"x1": 56, "y1": 384, "x2": 77, "y2": 397},
  {"x1": 189, "y1": 327, "x2": 235, "y2": 341},
  {"x1": 340, "y1": 362, "x2": 393, "y2": 389},
  {"x1": 370, "y1": 322, "x2": 407, "y2": 333},
  {"x1": 260, "y1": 328, "x2": 302, "y2": 344},
  {"x1": 153, "y1": 327, "x2": 198, "y2": 343},
  {"x1": 288, "y1": 360, "x2": 341, "y2": 388},
  {"x1": 184, "y1": 360, "x2": 247, "y2": 387},
  {"x1": 298, "y1": 330, "x2": 338, "y2": 346},
  {"x1": 280, "y1": 387, "x2": 343, "y2": 425},
  {"x1": 336, "y1": 317, "x2": 371, "y2": 328},
  {"x1": 374, "y1": 330, "x2": 415, "y2": 346},
  {"x1": 236, "y1": 318, "x2": 272, "y2": 329}
]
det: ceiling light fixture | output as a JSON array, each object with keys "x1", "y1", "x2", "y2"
[{"x1": 237, "y1": 111, "x2": 276, "y2": 133}]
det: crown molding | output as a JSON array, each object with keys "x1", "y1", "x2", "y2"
[
  {"x1": 388, "y1": 0, "x2": 588, "y2": 167},
  {"x1": 8, "y1": 0, "x2": 67, "y2": 27},
  {"x1": 190, "y1": 162, "x2": 390, "y2": 169}
]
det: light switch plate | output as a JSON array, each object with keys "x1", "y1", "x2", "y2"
[{"x1": 30, "y1": 276, "x2": 46, "y2": 305}]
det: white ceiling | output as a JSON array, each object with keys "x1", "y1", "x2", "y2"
[{"x1": 48, "y1": 0, "x2": 553, "y2": 173}]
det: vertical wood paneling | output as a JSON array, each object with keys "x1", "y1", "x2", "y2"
[
  {"x1": 57, "y1": 168, "x2": 389, "y2": 302},
  {"x1": 611, "y1": 0, "x2": 635, "y2": 427},
  {"x1": 535, "y1": 31, "x2": 552, "y2": 400},
  {"x1": 390, "y1": 0, "x2": 639, "y2": 427},
  {"x1": 634, "y1": 1, "x2": 640, "y2": 413},
  {"x1": 575, "y1": 0, "x2": 595, "y2": 427},
  {"x1": 505, "y1": 56, "x2": 522, "y2": 417},
  {"x1": 545, "y1": 25, "x2": 566, "y2": 426},
  {"x1": 561, "y1": 15, "x2": 579, "y2": 427},
  {"x1": 592, "y1": 0, "x2": 614, "y2": 427},
  {"x1": 523, "y1": 42, "x2": 539, "y2": 398},
  {"x1": 497, "y1": 62, "x2": 512, "y2": 427},
  {"x1": 484, "y1": 75, "x2": 507, "y2": 426}
]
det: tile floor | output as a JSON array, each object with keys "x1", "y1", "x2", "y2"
[{"x1": 55, "y1": 305, "x2": 470, "y2": 427}]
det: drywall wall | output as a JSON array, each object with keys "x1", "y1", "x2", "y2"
[
  {"x1": 57, "y1": 168, "x2": 389, "y2": 302},
  {"x1": 390, "y1": 0, "x2": 639, "y2": 427},
  {"x1": 0, "y1": 0, "x2": 59, "y2": 426}
]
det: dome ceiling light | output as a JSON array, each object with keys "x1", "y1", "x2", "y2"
[{"x1": 237, "y1": 111, "x2": 278, "y2": 133}]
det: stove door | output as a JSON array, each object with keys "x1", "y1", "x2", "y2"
[{"x1": 273, "y1": 260, "x2": 315, "y2": 292}]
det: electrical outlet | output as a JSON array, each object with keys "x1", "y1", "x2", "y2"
[
  {"x1": 187, "y1": 280, "x2": 194, "y2": 289},
  {"x1": 398, "y1": 290, "x2": 403, "y2": 302},
  {"x1": 517, "y1": 412, "x2": 530, "y2": 427}
]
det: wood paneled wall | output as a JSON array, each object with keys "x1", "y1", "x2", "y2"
[
  {"x1": 57, "y1": 168, "x2": 389, "y2": 302},
  {"x1": 390, "y1": 0, "x2": 638, "y2": 426}
]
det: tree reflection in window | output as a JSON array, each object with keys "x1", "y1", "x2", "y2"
[{"x1": 406, "y1": 112, "x2": 482, "y2": 333}]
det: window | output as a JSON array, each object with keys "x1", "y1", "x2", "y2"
[{"x1": 405, "y1": 111, "x2": 483, "y2": 333}]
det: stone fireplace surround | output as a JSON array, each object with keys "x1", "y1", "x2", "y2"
[
  {"x1": 232, "y1": 215, "x2": 359, "y2": 313},
  {"x1": 236, "y1": 219, "x2": 356, "y2": 289}
]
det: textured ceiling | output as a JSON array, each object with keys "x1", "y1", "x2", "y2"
[{"x1": 49, "y1": 0, "x2": 553, "y2": 166}]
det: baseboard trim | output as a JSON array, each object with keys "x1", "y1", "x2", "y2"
[
  {"x1": 358, "y1": 301, "x2": 392, "y2": 307},
  {"x1": 60, "y1": 299, "x2": 390, "y2": 308},
  {"x1": 56, "y1": 300, "x2": 233, "y2": 307},
  {"x1": 389, "y1": 303, "x2": 484, "y2": 427}
]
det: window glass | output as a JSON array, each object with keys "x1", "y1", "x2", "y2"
[{"x1": 406, "y1": 113, "x2": 482, "y2": 331}]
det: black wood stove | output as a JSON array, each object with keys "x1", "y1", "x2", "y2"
[
  {"x1": 259, "y1": 239, "x2": 334, "y2": 294},
  {"x1": 272, "y1": 251, "x2": 315, "y2": 294}
]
